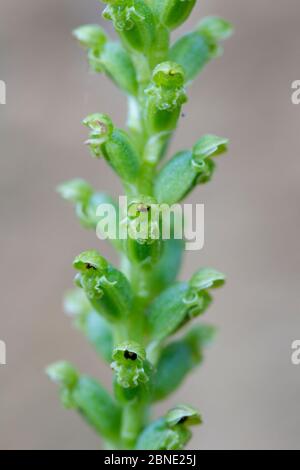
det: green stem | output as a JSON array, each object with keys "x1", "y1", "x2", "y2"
[{"x1": 121, "y1": 399, "x2": 146, "y2": 449}]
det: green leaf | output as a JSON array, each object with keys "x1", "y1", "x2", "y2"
[
  {"x1": 112, "y1": 341, "x2": 150, "y2": 389},
  {"x1": 84, "y1": 113, "x2": 140, "y2": 183},
  {"x1": 152, "y1": 324, "x2": 216, "y2": 401},
  {"x1": 73, "y1": 250, "x2": 133, "y2": 322},
  {"x1": 154, "y1": 135, "x2": 228, "y2": 205},
  {"x1": 64, "y1": 289, "x2": 113, "y2": 362},
  {"x1": 152, "y1": 0, "x2": 196, "y2": 31},
  {"x1": 73, "y1": 24, "x2": 107, "y2": 49},
  {"x1": 102, "y1": 0, "x2": 156, "y2": 54},
  {"x1": 47, "y1": 363, "x2": 121, "y2": 442}
]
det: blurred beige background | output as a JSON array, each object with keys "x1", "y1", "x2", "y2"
[{"x1": 0, "y1": 0, "x2": 300, "y2": 450}]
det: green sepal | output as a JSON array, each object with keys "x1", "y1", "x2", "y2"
[
  {"x1": 169, "y1": 17, "x2": 233, "y2": 83},
  {"x1": 198, "y1": 16, "x2": 233, "y2": 43},
  {"x1": 152, "y1": 0, "x2": 196, "y2": 31},
  {"x1": 73, "y1": 250, "x2": 133, "y2": 322},
  {"x1": 73, "y1": 24, "x2": 107, "y2": 49},
  {"x1": 135, "y1": 418, "x2": 191, "y2": 450},
  {"x1": 84, "y1": 113, "x2": 140, "y2": 183},
  {"x1": 154, "y1": 135, "x2": 228, "y2": 205},
  {"x1": 111, "y1": 341, "x2": 150, "y2": 388},
  {"x1": 57, "y1": 179, "x2": 93, "y2": 204},
  {"x1": 136, "y1": 405, "x2": 201, "y2": 450},
  {"x1": 145, "y1": 62, "x2": 187, "y2": 134},
  {"x1": 190, "y1": 268, "x2": 226, "y2": 290},
  {"x1": 88, "y1": 41, "x2": 138, "y2": 96},
  {"x1": 64, "y1": 289, "x2": 113, "y2": 362},
  {"x1": 47, "y1": 363, "x2": 121, "y2": 442},
  {"x1": 152, "y1": 324, "x2": 216, "y2": 401},
  {"x1": 102, "y1": 0, "x2": 156, "y2": 55},
  {"x1": 166, "y1": 405, "x2": 202, "y2": 426}
]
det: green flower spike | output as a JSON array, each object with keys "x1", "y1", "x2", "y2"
[{"x1": 49, "y1": 0, "x2": 233, "y2": 451}]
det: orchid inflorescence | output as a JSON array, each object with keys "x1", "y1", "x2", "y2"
[{"x1": 47, "y1": 0, "x2": 232, "y2": 450}]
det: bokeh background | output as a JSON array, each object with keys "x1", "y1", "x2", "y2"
[{"x1": 1, "y1": 0, "x2": 300, "y2": 450}]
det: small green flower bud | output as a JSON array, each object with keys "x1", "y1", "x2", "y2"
[
  {"x1": 73, "y1": 250, "x2": 133, "y2": 322},
  {"x1": 152, "y1": 324, "x2": 216, "y2": 401},
  {"x1": 48, "y1": 363, "x2": 121, "y2": 441},
  {"x1": 136, "y1": 417, "x2": 191, "y2": 450},
  {"x1": 198, "y1": 16, "x2": 233, "y2": 43},
  {"x1": 147, "y1": 281, "x2": 212, "y2": 342},
  {"x1": 152, "y1": 0, "x2": 196, "y2": 31},
  {"x1": 88, "y1": 42, "x2": 138, "y2": 96},
  {"x1": 152, "y1": 62, "x2": 185, "y2": 88},
  {"x1": 124, "y1": 197, "x2": 162, "y2": 268},
  {"x1": 72, "y1": 375, "x2": 121, "y2": 441},
  {"x1": 46, "y1": 361, "x2": 79, "y2": 389},
  {"x1": 145, "y1": 62, "x2": 187, "y2": 134},
  {"x1": 84, "y1": 113, "x2": 140, "y2": 183},
  {"x1": 73, "y1": 24, "x2": 108, "y2": 49},
  {"x1": 169, "y1": 17, "x2": 233, "y2": 83},
  {"x1": 112, "y1": 341, "x2": 150, "y2": 388},
  {"x1": 57, "y1": 178, "x2": 93, "y2": 204},
  {"x1": 46, "y1": 361, "x2": 79, "y2": 409},
  {"x1": 136, "y1": 403, "x2": 200, "y2": 450},
  {"x1": 166, "y1": 405, "x2": 202, "y2": 427},
  {"x1": 101, "y1": 0, "x2": 156, "y2": 54},
  {"x1": 154, "y1": 135, "x2": 228, "y2": 204},
  {"x1": 57, "y1": 178, "x2": 117, "y2": 231}
]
